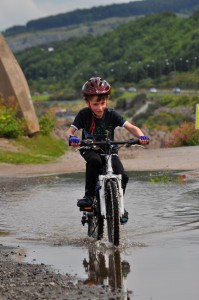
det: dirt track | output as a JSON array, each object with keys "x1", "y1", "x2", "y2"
[{"x1": 0, "y1": 146, "x2": 199, "y2": 177}]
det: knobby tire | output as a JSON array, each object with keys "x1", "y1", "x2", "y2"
[{"x1": 106, "y1": 179, "x2": 120, "y2": 246}]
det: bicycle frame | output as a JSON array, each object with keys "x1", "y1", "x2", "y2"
[
  {"x1": 98, "y1": 155, "x2": 124, "y2": 217},
  {"x1": 79, "y1": 135, "x2": 140, "y2": 217}
]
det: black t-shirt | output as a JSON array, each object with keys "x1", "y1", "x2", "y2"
[{"x1": 71, "y1": 107, "x2": 126, "y2": 141}]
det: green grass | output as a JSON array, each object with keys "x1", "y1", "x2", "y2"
[
  {"x1": 0, "y1": 134, "x2": 67, "y2": 164},
  {"x1": 32, "y1": 94, "x2": 51, "y2": 101}
]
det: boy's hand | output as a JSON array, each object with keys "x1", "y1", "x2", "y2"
[
  {"x1": 69, "y1": 135, "x2": 81, "y2": 147},
  {"x1": 138, "y1": 135, "x2": 149, "y2": 145}
]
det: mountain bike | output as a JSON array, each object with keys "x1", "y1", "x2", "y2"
[{"x1": 79, "y1": 131, "x2": 143, "y2": 246}]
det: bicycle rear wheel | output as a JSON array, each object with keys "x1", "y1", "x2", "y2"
[
  {"x1": 106, "y1": 179, "x2": 120, "y2": 246},
  {"x1": 87, "y1": 191, "x2": 104, "y2": 240}
]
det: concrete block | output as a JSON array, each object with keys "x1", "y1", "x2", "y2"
[{"x1": 0, "y1": 33, "x2": 40, "y2": 134}]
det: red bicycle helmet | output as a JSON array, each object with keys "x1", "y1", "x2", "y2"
[{"x1": 82, "y1": 77, "x2": 111, "y2": 95}]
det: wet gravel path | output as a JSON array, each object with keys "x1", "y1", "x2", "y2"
[{"x1": 0, "y1": 246, "x2": 129, "y2": 300}]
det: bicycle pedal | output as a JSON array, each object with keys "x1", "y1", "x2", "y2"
[{"x1": 79, "y1": 206, "x2": 93, "y2": 212}]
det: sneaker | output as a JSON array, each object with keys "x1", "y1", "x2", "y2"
[
  {"x1": 77, "y1": 196, "x2": 93, "y2": 208},
  {"x1": 120, "y1": 209, "x2": 128, "y2": 225}
]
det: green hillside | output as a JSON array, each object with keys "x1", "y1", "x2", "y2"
[
  {"x1": 4, "y1": 0, "x2": 198, "y2": 34},
  {"x1": 3, "y1": 0, "x2": 199, "y2": 52},
  {"x1": 15, "y1": 11, "x2": 199, "y2": 98},
  {"x1": 5, "y1": 16, "x2": 138, "y2": 53}
]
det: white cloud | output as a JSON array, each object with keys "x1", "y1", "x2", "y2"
[
  {"x1": 0, "y1": 0, "x2": 44, "y2": 31},
  {"x1": 0, "y1": 0, "x2": 142, "y2": 31}
]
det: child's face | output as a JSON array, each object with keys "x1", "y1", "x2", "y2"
[{"x1": 87, "y1": 96, "x2": 107, "y2": 118}]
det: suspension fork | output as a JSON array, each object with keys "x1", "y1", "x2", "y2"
[{"x1": 99, "y1": 175, "x2": 125, "y2": 217}]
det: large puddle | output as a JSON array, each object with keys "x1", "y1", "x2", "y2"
[{"x1": 0, "y1": 171, "x2": 199, "y2": 299}]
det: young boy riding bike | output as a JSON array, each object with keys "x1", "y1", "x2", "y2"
[{"x1": 66, "y1": 77, "x2": 149, "y2": 224}]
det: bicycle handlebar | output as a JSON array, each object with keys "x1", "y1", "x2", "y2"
[{"x1": 80, "y1": 138, "x2": 141, "y2": 147}]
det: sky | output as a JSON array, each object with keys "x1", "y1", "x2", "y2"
[{"x1": 0, "y1": 0, "x2": 143, "y2": 32}]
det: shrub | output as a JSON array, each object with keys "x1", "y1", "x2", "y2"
[
  {"x1": 39, "y1": 111, "x2": 56, "y2": 135},
  {"x1": 165, "y1": 122, "x2": 199, "y2": 147},
  {"x1": 0, "y1": 107, "x2": 24, "y2": 138},
  {"x1": 143, "y1": 111, "x2": 193, "y2": 131}
]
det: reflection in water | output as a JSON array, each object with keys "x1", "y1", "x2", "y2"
[
  {"x1": 0, "y1": 230, "x2": 10, "y2": 237},
  {"x1": 82, "y1": 248, "x2": 131, "y2": 298}
]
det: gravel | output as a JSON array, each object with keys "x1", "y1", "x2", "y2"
[{"x1": 0, "y1": 245, "x2": 131, "y2": 300}]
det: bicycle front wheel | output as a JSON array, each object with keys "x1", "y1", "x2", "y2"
[{"x1": 106, "y1": 179, "x2": 120, "y2": 246}]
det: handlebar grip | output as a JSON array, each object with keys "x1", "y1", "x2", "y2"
[
  {"x1": 126, "y1": 138, "x2": 140, "y2": 146},
  {"x1": 80, "y1": 139, "x2": 94, "y2": 146}
]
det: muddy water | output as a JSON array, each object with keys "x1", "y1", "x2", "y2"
[{"x1": 0, "y1": 171, "x2": 199, "y2": 300}]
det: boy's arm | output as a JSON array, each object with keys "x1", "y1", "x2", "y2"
[
  {"x1": 124, "y1": 121, "x2": 149, "y2": 144},
  {"x1": 124, "y1": 121, "x2": 144, "y2": 136},
  {"x1": 66, "y1": 126, "x2": 76, "y2": 140}
]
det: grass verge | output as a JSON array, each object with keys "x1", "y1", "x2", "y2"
[{"x1": 0, "y1": 134, "x2": 67, "y2": 164}]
